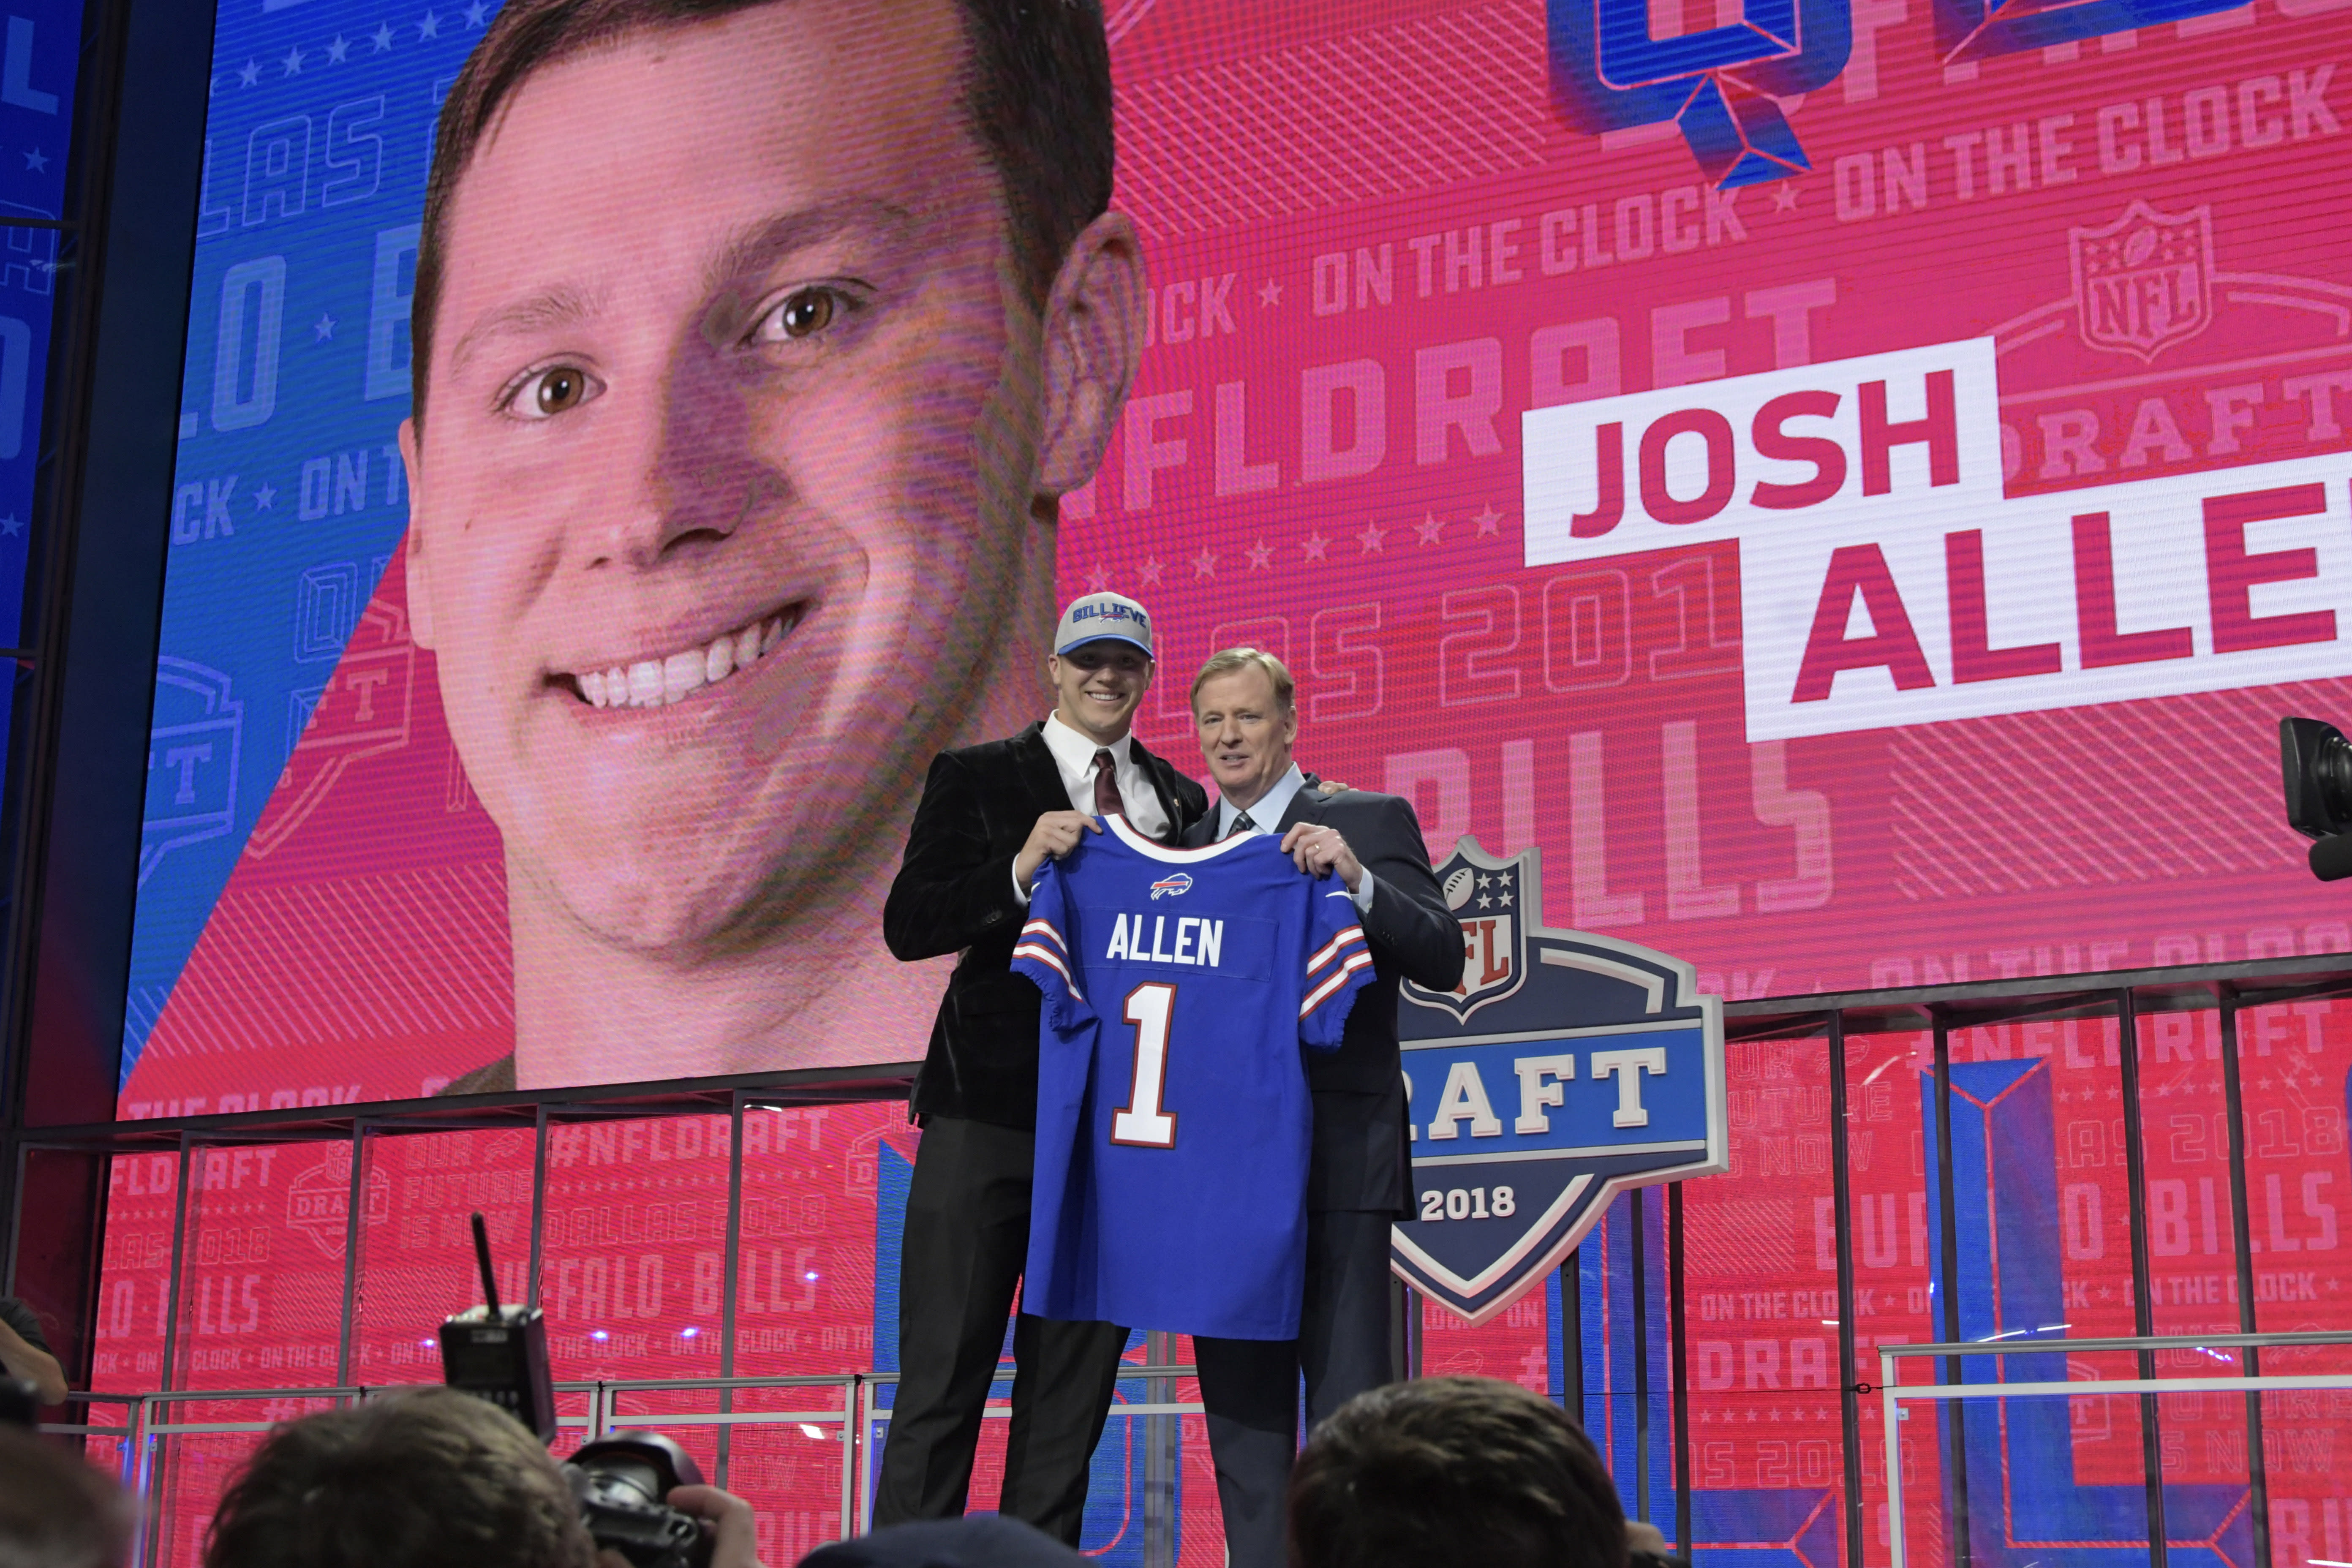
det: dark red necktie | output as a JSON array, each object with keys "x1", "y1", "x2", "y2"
[{"x1": 1092, "y1": 749, "x2": 1127, "y2": 817}]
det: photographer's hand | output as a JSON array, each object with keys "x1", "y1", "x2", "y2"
[{"x1": 669, "y1": 1484, "x2": 765, "y2": 1568}]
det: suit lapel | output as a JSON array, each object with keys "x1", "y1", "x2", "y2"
[
  {"x1": 1275, "y1": 772, "x2": 1325, "y2": 835},
  {"x1": 1011, "y1": 723, "x2": 1067, "y2": 815}
]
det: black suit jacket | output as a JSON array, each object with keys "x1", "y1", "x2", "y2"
[
  {"x1": 1183, "y1": 779, "x2": 1463, "y2": 1214},
  {"x1": 885, "y1": 722, "x2": 1209, "y2": 1130}
]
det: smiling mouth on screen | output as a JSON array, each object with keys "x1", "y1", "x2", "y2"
[{"x1": 556, "y1": 602, "x2": 808, "y2": 709}]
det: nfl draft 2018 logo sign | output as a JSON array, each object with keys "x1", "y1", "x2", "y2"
[{"x1": 1390, "y1": 838, "x2": 1726, "y2": 1324}]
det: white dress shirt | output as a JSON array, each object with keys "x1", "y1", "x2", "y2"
[
  {"x1": 1215, "y1": 763, "x2": 1377, "y2": 912},
  {"x1": 1040, "y1": 713, "x2": 1171, "y2": 838},
  {"x1": 1013, "y1": 715, "x2": 1173, "y2": 903}
]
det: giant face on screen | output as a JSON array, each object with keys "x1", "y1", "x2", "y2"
[
  {"x1": 128, "y1": 0, "x2": 2352, "y2": 1113},
  {"x1": 397, "y1": 0, "x2": 1124, "y2": 1086}
]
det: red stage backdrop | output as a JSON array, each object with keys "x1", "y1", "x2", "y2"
[{"x1": 96, "y1": 0, "x2": 2352, "y2": 1561}]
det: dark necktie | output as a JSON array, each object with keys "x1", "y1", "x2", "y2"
[
  {"x1": 1092, "y1": 749, "x2": 1127, "y2": 817},
  {"x1": 1225, "y1": 811, "x2": 1257, "y2": 840}
]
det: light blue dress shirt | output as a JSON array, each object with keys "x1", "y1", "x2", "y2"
[{"x1": 1215, "y1": 763, "x2": 1377, "y2": 912}]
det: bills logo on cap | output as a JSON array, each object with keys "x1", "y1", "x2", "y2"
[
  {"x1": 1055, "y1": 592, "x2": 1154, "y2": 657},
  {"x1": 1149, "y1": 873, "x2": 1192, "y2": 900}
]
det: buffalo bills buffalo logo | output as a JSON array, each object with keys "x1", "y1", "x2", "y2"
[{"x1": 1149, "y1": 873, "x2": 1193, "y2": 900}]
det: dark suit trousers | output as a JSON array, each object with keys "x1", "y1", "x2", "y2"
[
  {"x1": 1193, "y1": 1209, "x2": 1396, "y2": 1568},
  {"x1": 872, "y1": 1116, "x2": 1129, "y2": 1546}
]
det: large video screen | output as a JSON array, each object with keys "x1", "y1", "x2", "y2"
[{"x1": 123, "y1": 0, "x2": 2352, "y2": 1113}]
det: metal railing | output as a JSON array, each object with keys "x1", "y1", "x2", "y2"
[
  {"x1": 1877, "y1": 1330, "x2": 2352, "y2": 1568},
  {"x1": 44, "y1": 1365, "x2": 1205, "y2": 1568}
]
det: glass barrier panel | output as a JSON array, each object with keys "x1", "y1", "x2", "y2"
[
  {"x1": 539, "y1": 1114, "x2": 731, "y2": 1476},
  {"x1": 1679, "y1": 1031, "x2": 1844, "y2": 1563},
  {"x1": 1845, "y1": 1029, "x2": 1945, "y2": 1568},
  {"x1": 351, "y1": 1126, "x2": 538, "y2": 1386}
]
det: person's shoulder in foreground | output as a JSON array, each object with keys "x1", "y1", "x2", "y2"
[
  {"x1": 799, "y1": 1515, "x2": 1086, "y2": 1566},
  {"x1": 1287, "y1": 1375, "x2": 1631, "y2": 1568}
]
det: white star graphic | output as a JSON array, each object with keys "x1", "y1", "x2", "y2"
[
  {"x1": 1300, "y1": 531, "x2": 1329, "y2": 564},
  {"x1": 1191, "y1": 547, "x2": 1217, "y2": 579},
  {"x1": 1773, "y1": 183, "x2": 1800, "y2": 212},
  {"x1": 21, "y1": 148, "x2": 44, "y2": 173},
  {"x1": 464, "y1": 0, "x2": 488, "y2": 22},
  {"x1": 1357, "y1": 521, "x2": 1385, "y2": 554},
  {"x1": 1084, "y1": 560, "x2": 1110, "y2": 593},
  {"x1": 1473, "y1": 504, "x2": 1502, "y2": 537},
  {"x1": 1415, "y1": 512, "x2": 1444, "y2": 546},
  {"x1": 253, "y1": 483, "x2": 277, "y2": 511},
  {"x1": 417, "y1": 11, "x2": 441, "y2": 41},
  {"x1": 1476, "y1": 893, "x2": 1491, "y2": 909},
  {"x1": 1138, "y1": 557, "x2": 1163, "y2": 588},
  {"x1": 0, "y1": 515, "x2": 19, "y2": 537},
  {"x1": 1245, "y1": 539, "x2": 1274, "y2": 571},
  {"x1": 282, "y1": 44, "x2": 305, "y2": 74},
  {"x1": 238, "y1": 58, "x2": 262, "y2": 86},
  {"x1": 314, "y1": 313, "x2": 336, "y2": 342},
  {"x1": 1257, "y1": 278, "x2": 1282, "y2": 307},
  {"x1": 326, "y1": 35, "x2": 350, "y2": 62},
  {"x1": 1495, "y1": 888, "x2": 1512, "y2": 906},
  {"x1": 371, "y1": 23, "x2": 395, "y2": 49}
]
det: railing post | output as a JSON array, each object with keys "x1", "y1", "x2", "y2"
[
  {"x1": 1928, "y1": 1011, "x2": 1970, "y2": 1568},
  {"x1": 2217, "y1": 986, "x2": 2271, "y2": 1568},
  {"x1": 1624, "y1": 1189, "x2": 1649, "y2": 1524},
  {"x1": 1824, "y1": 1012, "x2": 1867, "y2": 1568},
  {"x1": 1666, "y1": 1182, "x2": 1690, "y2": 1554},
  {"x1": 1143, "y1": 1330, "x2": 1174, "y2": 1567},
  {"x1": 1881, "y1": 1347, "x2": 1904, "y2": 1568},
  {"x1": 720, "y1": 1095, "x2": 746, "y2": 1490},
  {"x1": 2112, "y1": 990, "x2": 2169, "y2": 1568}
]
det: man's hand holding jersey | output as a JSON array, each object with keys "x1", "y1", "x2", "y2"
[
  {"x1": 1014, "y1": 811, "x2": 1105, "y2": 895},
  {"x1": 1282, "y1": 823, "x2": 1364, "y2": 893}
]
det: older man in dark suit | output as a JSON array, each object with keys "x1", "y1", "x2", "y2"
[
  {"x1": 1180, "y1": 646, "x2": 1465, "y2": 1568},
  {"x1": 877, "y1": 592, "x2": 1210, "y2": 1545}
]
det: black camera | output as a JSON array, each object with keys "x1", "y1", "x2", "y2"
[
  {"x1": 441, "y1": 1214, "x2": 714, "y2": 1568},
  {"x1": 2281, "y1": 717, "x2": 2352, "y2": 880}
]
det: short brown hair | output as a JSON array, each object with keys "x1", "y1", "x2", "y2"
[
  {"x1": 203, "y1": 1386, "x2": 594, "y2": 1568},
  {"x1": 0, "y1": 1426, "x2": 133, "y2": 1568},
  {"x1": 1190, "y1": 647, "x2": 1295, "y2": 712},
  {"x1": 1287, "y1": 1376, "x2": 1629, "y2": 1568},
  {"x1": 410, "y1": 0, "x2": 1115, "y2": 421}
]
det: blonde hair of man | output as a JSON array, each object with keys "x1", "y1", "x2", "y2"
[{"x1": 1189, "y1": 646, "x2": 1296, "y2": 710}]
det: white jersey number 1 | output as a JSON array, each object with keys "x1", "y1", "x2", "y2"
[{"x1": 1110, "y1": 982, "x2": 1178, "y2": 1147}]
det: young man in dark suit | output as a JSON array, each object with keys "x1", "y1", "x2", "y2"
[
  {"x1": 1181, "y1": 646, "x2": 1466, "y2": 1568},
  {"x1": 877, "y1": 592, "x2": 1209, "y2": 1544}
]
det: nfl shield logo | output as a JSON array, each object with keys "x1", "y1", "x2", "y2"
[
  {"x1": 1404, "y1": 840, "x2": 1530, "y2": 1022},
  {"x1": 1393, "y1": 838, "x2": 1727, "y2": 1325},
  {"x1": 2070, "y1": 201, "x2": 2213, "y2": 362}
]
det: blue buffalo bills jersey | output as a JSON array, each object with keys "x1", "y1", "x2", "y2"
[{"x1": 1011, "y1": 816, "x2": 1374, "y2": 1340}]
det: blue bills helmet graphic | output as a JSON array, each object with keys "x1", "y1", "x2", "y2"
[
  {"x1": 1549, "y1": 0, "x2": 2249, "y2": 190},
  {"x1": 1394, "y1": 838, "x2": 1727, "y2": 1324},
  {"x1": 1547, "y1": 0, "x2": 1851, "y2": 188}
]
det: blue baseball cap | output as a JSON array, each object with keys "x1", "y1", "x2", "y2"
[{"x1": 1054, "y1": 591, "x2": 1153, "y2": 657}]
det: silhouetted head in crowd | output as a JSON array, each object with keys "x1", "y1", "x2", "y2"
[
  {"x1": 202, "y1": 1386, "x2": 596, "y2": 1568},
  {"x1": 0, "y1": 1426, "x2": 133, "y2": 1568},
  {"x1": 1286, "y1": 1375, "x2": 1630, "y2": 1568}
]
